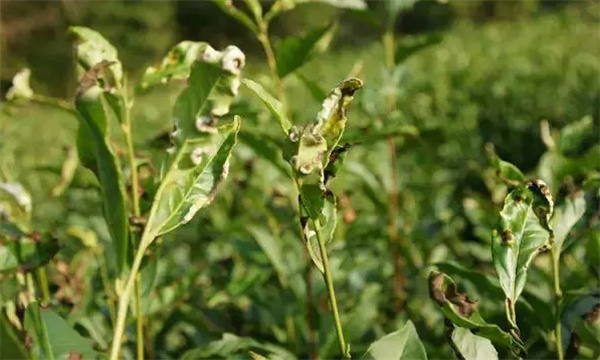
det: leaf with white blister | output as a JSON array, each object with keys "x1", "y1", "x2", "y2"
[
  {"x1": 6, "y1": 68, "x2": 34, "y2": 101},
  {"x1": 75, "y1": 83, "x2": 129, "y2": 275},
  {"x1": 450, "y1": 327, "x2": 499, "y2": 360},
  {"x1": 276, "y1": 23, "x2": 336, "y2": 78},
  {"x1": 363, "y1": 320, "x2": 427, "y2": 360},
  {"x1": 69, "y1": 26, "x2": 122, "y2": 86},
  {"x1": 0, "y1": 182, "x2": 32, "y2": 232},
  {"x1": 491, "y1": 181, "x2": 553, "y2": 304},
  {"x1": 242, "y1": 78, "x2": 292, "y2": 135},
  {"x1": 145, "y1": 117, "x2": 241, "y2": 237}
]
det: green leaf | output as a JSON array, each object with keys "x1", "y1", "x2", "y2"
[
  {"x1": 395, "y1": 33, "x2": 443, "y2": 65},
  {"x1": 551, "y1": 191, "x2": 586, "y2": 254},
  {"x1": 428, "y1": 271, "x2": 525, "y2": 356},
  {"x1": 486, "y1": 144, "x2": 525, "y2": 186},
  {"x1": 145, "y1": 117, "x2": 241, "y2": 237},
  {"x1": 181, "y1": 333, "x2": 296, "y2": 360},
  {"x1": 363, "y1": 320, "x2": 427, "y2": 360},
  {"x1": 558, "y1": 115, "x2": 596, "y2": 156},
  {"x1": 0, "y1": 182, "x2": 32, "y2": 232},
  {"x1": 139, "y1": 41, "x2": 208, "y2": 90},
  {"x1": 242, "y1": 78, "x2": 292, "y2": 135},
  {"x1": 449, "y1": 327, "x2": 499, "y2": 360},
  {"x1": 6, "y1": 68, "x2": 34, "y2": 101},
  {"x1": 1, "y1": 313, "x2": 28, "y2": 359},
  {"x1": 247, "y1": 226, "x2": 288, "y2": 287},
  {"x1": 75, "y1": 82, "x2": 129, "y2": 275},
  {"x1": 491, "y1": 180, "x2": 554, "y2": 304},
  {"x1": 0, "y1": 232, "x2": 59, "y2": 274},
  {"x1": 211, "y1": 0, "x2": 259, "y2": 33},
  {"x1": 435, "y1": 262, "x2": 504, "y2": 301},
  {"x1": 24, "y1": 302, "x2": 98, "y2": 360},
  {"x1": 50, "y1": 146, "x2": 79, "y2": 197},
  {"x1": 561, "y1": 291, "x2": 600, "y2": 358},
  {"x1": 276, "y1": 23, "x2": 335, "y2": 78},
  {"x1": 296, "y1": 73, "x2": 327, "y2": 103},
  {"x1": 301, "y1": 193, "x2": 336, "y2": 274},
  {"x1": 68, "y1": 26, "x2": 123, "y2": 86}
]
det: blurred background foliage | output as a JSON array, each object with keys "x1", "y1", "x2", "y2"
[{"x1": 1, "y1": 0, "x2": 599, "y2": 359}]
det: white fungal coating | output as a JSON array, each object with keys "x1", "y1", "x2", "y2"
[
  {"x1": 299, "y1": 164, "x2": 314, "y2": 175},
  {"x1": 183, "y1": 204, "x2": 199, "y2": 223},
  {"x1": 190, "y1": 147, "x2": 206, "y2": 165},
  {"x1": 202, "y1": 45, "x2": 220, "y2": 63},
  {"x1": 0, "y1": 183, "x2": 32, "y2": 213},
  {"x1": 221, "y1": 45, "x2": 245, "y2": 75}
]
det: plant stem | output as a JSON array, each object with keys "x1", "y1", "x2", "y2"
[
  {"x1": 37, "y1": 267, "x2": 50, "y2": 306},
  {"x1": 96, "y1": 251, "x2": 117, "y2": 328},
  {"x1": 257, "y1": 23, "x2": 286, "y2": 111},
  {"x1": 382, "y1": 27, "x2": 405, "y2": 307},
  {"x1": 109, "y1": 235, "x2": 151, "y2": 360},
  {"x1": 551, "y1": 249, "x2": 564, "y2": 360},
  {"x1": 313, "y1": 219, "x2": 349, "y2": 359},
  {"x1": 135, "y1": 274, "x2": 144, "y2": 360}
]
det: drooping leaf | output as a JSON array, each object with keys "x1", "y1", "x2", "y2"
[
  {"x1": 491, "y1": 180, "x2": 554, "y2": 305},
  {"x1": 363, "y1": 320, "x2": 427, "y2": 360},
  {"x1": 24, "y1": 302, "x2": 98, "y2": 360},
  {"x1": 6, "y1": 68, "x2": 34, "y2": 101},
  {"x1": 0, "y1": 182, "x2": 32, "y2": 232},
  {"x1": 181, "y1": 333, "x2": 296, "y2": 360},
  {"x1": 50, "y1": 146, "x2": 79, "y2": 197},
  {"x1": 139, "y1": 41, "x2": 208, "y2": 90},
  {"x1": 395, "y1": 33, "x2": 443, "y2": 65},
  {"x1": 68, "y1": 26, "x2": 122, "y2": 86},
  {"x1": 242, "y1": 78, "x2": 292, "y2": 135},
  {"x1": 551, "y1": 191, "x2": 586, "y2": 254},
  {"x1": 276, "y1": 23, "x2": 336, "y2": 78},
  {"x1": 435, "y1": 262, "x2": 504, "y2": 301},
  {"x1": 0, "y1": 232, "x2": 59, "y2": 274},
  {"x1": 428, "y1": 271, "x2": 525, "y2": 356},
  {"x1": 145, "y1": 117, "x2": 241, "y2": 237},
  {"x1": 301, "y1": 193, "x2": 336, "y2": 274},
  {"x1": 449, "y1": 327, "x2": 499, "y2": 360},
  {"x1": 75, "y1": 82, "x2": 129, "y2": 275}
]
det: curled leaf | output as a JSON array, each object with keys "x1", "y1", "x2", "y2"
[{"x1": 6, "y1": 68, "x2": 34, "y2": 101}]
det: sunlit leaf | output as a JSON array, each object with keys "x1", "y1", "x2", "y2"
[
  {"x1": 551, "y1": 191, "x2": 586, "y2": 254},
  {"x1": 449, "y1": 327, "x2": 499, "y2": 360},
  {"x1": 69, "y1": 26, "x2": 123, "y2": 86},
  {"x1": 486, "y1": 144, "x2": 525, "y2": 186},
  {"x1": 363, "y1": 320, "x2": 427, "y2": 360},
  {"x1": 558, "y1": 115, "x2": 597, "y2": 156},
  {"x1": 6, "y1": 68, "x2": 34, "y2": 101},
  {"x1": 242, "y1": 78, "x2": 292, "y2": 135},
  {"x1": 0, "y1": 182, "x2": 32, "y2": 232},
  {"x1": 491, "y1": 180, "x2": 553, "y2": 305},
  {"x1": 24, "y1": 302, "x2": 98, "y2": 360},
  {"x1": 276, "y1": 23, "x2": 336, "y2": 78}
]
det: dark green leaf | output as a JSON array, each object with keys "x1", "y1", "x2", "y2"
[
  {"x1": 247, "y1": 226, "x2": 288, "y2": 287},
  {"x1": 449, "y1": 327, "x2": 499, "y2": 360},
  {"x1": 276, "y1": 23, "x2": 335, "y2": 78},
  {"x1": 296, "y1": 73, "x2": 327, "y2": 103},
  {"x1": 75, "y1": 84, "x2": 129, "y2": 275},
  {"x1": 428, "y1": 271, "x2": 525, "y2": 355},
  {"x1": 1, "y1": 313, "x2": 28, "y2": 359},
  {"x1": 561, "y1": 291, "x2": 600, "y2": 358},
  {"x1": 0, "y1": 232, "x2": 59, "y2": 274},
  {"x1": 181, "y1": 333, "x2": 296, "y2": 360},
  {"x1": 24, "y1": 302, "x2": 98, "y2": 360},
  {"x1": 242, "y1": 78, "x2": 292, "y2": 135},
  {"x1": 491, "y1": 180, "x2": 553, "y2": 304},
  {"x1": 486, "y1": 144, "x2": 525, "y2": 186},
  {"x1": 239, "y1": 131, "x2": 290, "y2": 176},
  {"x1": 363, "y1": 320, "x2": 427, "y2": 360}
]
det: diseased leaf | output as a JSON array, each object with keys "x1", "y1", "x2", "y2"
[
  {"x1": 428, "y1": 271, "x2": 525, "y2": 356},
  {"x1": 24, "y1": 302, "x2": 98, "y2": 360},
  {"x1": 450, "y1": 327, "x2": 499, "y2": 360},
  {"x1": 551, "y1": 191, "x2": 586, "y2": 254},
  {"x1": 242, "y1": 78, "x2": 292, "y2": 135},
  {"x1": 69, "y1": 26, "x2": 122, "y2": 85},
  {"x1": 75, "y1": 84, "x2": 129, "y2": 275},
  {"x1": 491, "y1": 180, "x2": 554, "y2": 304},
  {"x1": 363, "y1": 320, "x2": 427, "y2": 360},
  {"x1": 276, "y1": 23, "x2": 336, "y2": 78},
  {"x1": 145, "y1": 117, "x2": 241, "y2": 237},
  {"x1": 0, "y1": 232, "x2": 59, "y2": 274},
  {"x1": 139, "y1": 41, "x2": 208, "y2": 90},
  {"x1": 395, "y1": 33, "x2": 443, "y2": 65},
  {"x1": 0, "y1": 182, "x2": 32, "y2": 232},
  {"x1": 6, "y1": 68, "x2": 34, "y2": 101}
]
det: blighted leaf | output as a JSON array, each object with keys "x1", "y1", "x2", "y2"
[
  {"x1": 363, "y1": 320, "x2": 427, "y2": 360},
  {"x1": 428, "y1": 271, "x2": 525, "y2": 355},
  {"x1": 324, "y1": 143, "x2": 350, "y2": 183},
  {"x1": 491, "y1": 181, "x2": 554, "y2": 305},
  {"x1": 0, "y1": 182, "x2": 32, "y2": 232},
  {"x1": 276, "y1": 23, "x2": 336, "y2": 78},
  {"x1": 0, "y1": 232, "x2": 59, "y2": 274},
  {"x1": 395, "y1": 33, "x2": 443, "y2": 65},
  {"x1": 144, "y1": 117, "x2": 241, "y2": 237},
  {"x1": 449, "y1": 327, "x2": 499, "y2": 360},
  {"x1": 486, "y1": 144, "x2": 525, "y2": 186},
  {"x1": 24, "y1": 302, "x2": 98, "y2": 360},
  {"x1": 50, "y1": 147, "x2": 79, "y2": 197},
  {"x1": 75, "y1": 83, "x2": 129, "y2": 275},
  {"x1": 139, "y1": 41, "x2": 208, "y2": 90},
  {"x1": 69, "y1": 26, "x2": 122, "y2": 86},
  {"x1": 301, "y1": 193, "x2": 336, "y2": 274},
  {"x1": 6, "y1": 68, "x2": 34, "y2": 101},
  {"x1": 242, "y1": 78, "x2": 292, "y2": 135},
  {"x1": 551, "y1": 191, "x2": 586, "y2": 254}
]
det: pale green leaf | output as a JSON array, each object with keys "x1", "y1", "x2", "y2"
[
  {"x1": 363, "y1": 320, "x2": 427, "y2": 360},
  {"x1": 551, "y1": 191, "x2": 586, "y2": 254},
  {"x1": 450, "y1": 327, "x2": 499, "y2": 360},
  {"x1": 50, "y1": 147, "x2": 79, "y2": 197},
  {"x1": 0, "y1": 182, "x2": 32, "y2": 232},
  {"x1": 242, "y1": 78, "x2": 292, "y2": 135},
  {"x1": 6, "y1": 68, "x2": 34, "y2": 101}
]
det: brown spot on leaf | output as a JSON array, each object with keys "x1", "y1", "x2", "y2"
[
  {"x1": 68, "y1": 352, "x2": 82, "y2": 360},
  {"x1": 429, "y1": 272, "x2": 479, "y2": 317},
  {"x1": 501, "y1": 229, "x2": 514, "y2": 245},
  {"x1": 584, "y1": 304, "x2": 600, "y2": 324}
]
